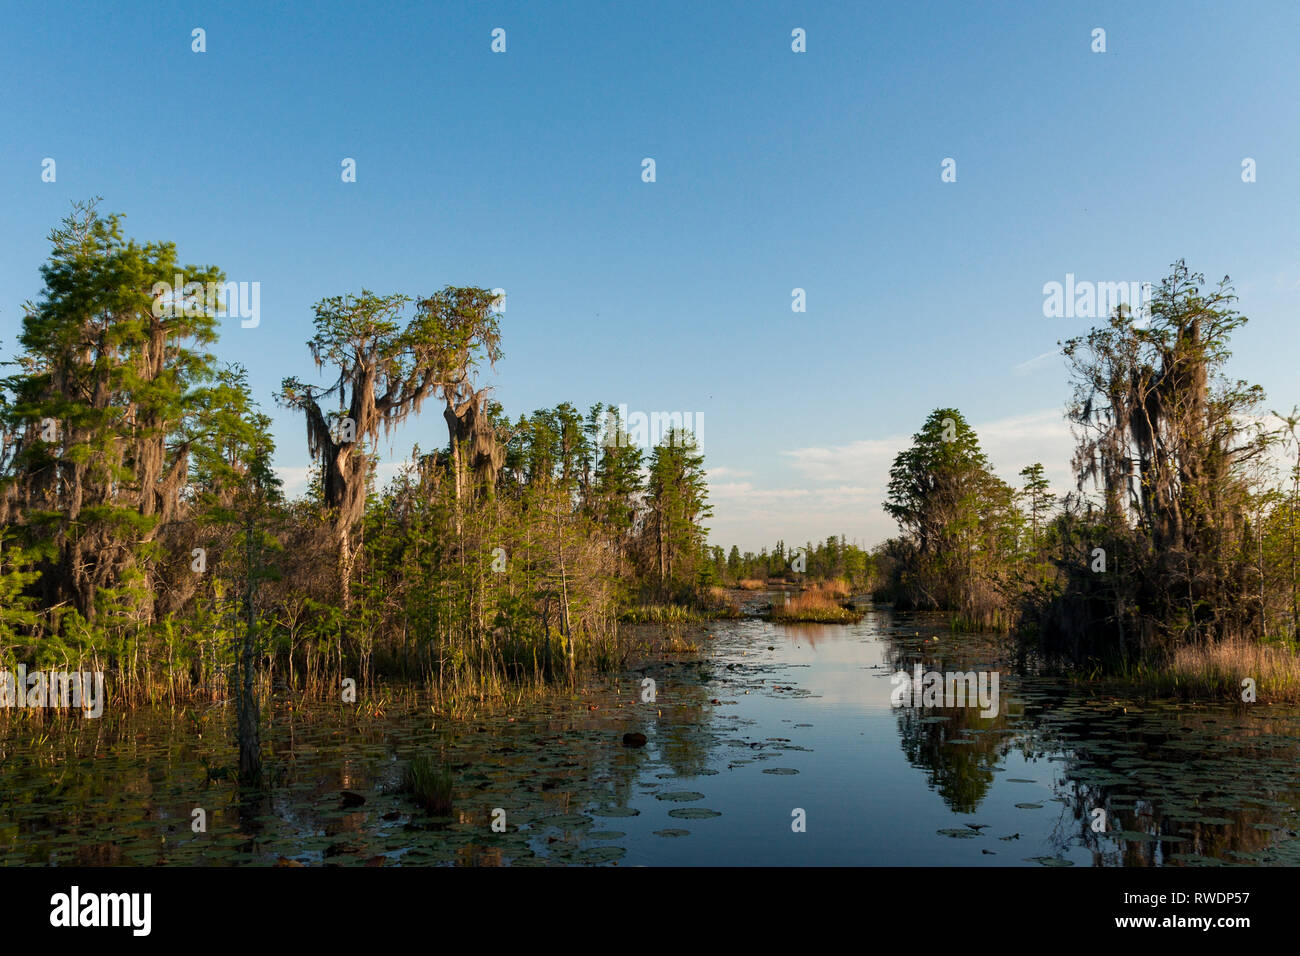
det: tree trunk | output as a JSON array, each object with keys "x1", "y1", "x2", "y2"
[{"x1": 238, "y1": 515, "x2": 263, "y2": 787}]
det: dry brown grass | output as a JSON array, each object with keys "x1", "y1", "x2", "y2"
[
  {"x1": 766, "y1": 589, "x2": 862, "y2": 624},
  {"x1": 737, "y1": 578, "x2": 767, "y2": 590},
  {"x1": 1165, "y1": 638, "x2": 1300, "y2": 701},
  {"x1": 666, "y1": 633, "x2": 699, "y2": 653},
  {"x1": 807, "y1": 578, "x2": 852, "y2": 599}
]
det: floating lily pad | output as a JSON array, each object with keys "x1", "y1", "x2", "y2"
[
  {"x1": 589, "y1": 806, "x2": 639, "y2": 818},
  {"x1": 937, "y1": 828, "x2": 980, "y2": 838},
  {"x1": 762, "y1": 768, "x2": 799, "y2": 775},
  {"x1": 575, "y1": 845, "x2": 626, "y2": 863},
  {"x1": 1014, "y1": 803, "x2": 1044, "y2": 810},
  {"x1": 655, "y1": 791, "x2": 705, "y2": 803},
  {"x1": 668, "y1": 808, "x2": 721, "y2": 820},
  {"x1": 653, "y1": 828, "x2": 691, "y2": 838},
  {"x1": 545, "y1": 813, "x2": 593, "y2": 828},
  {"x1": 1025, "y1": 856, "x2": 1074, "y2": 866}
]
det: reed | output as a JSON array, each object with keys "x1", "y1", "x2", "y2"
[
  {"x1": 765, "y1": 590, "x2": 863, "y2": 624},
  {"x1": 402, "y1": 753, "x2": 454, "y2": 815}
]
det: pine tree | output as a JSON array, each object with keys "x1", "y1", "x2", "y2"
[{"x1": 642, "y1": 428, "x2": 711, "y2": 596}]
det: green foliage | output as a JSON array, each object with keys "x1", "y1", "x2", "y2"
[
  {"x1": 402, "y1": 754, "x2": 454, "y2": 815},
  {"x1": 881, "y1": 408, "x2": 1020, "y2": 624},
  {"x1": 2, "y1": 199, "x2": 225, "y2": 624},
  {"x1": 644, "y1": 428, "x2": 711, "y2": 598}
]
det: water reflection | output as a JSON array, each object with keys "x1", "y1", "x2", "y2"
[{"x1": 1, "y1": 610, "x2": 1297, "y2": 866}]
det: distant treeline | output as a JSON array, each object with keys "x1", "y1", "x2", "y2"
[
  {"x1": 0, "y1": 202, "x2": 714, "y2": 713},
  {"x1": 707, "y1": 537, "x2": 875, "y2": 591},
  {"x1": 873, "y1": 261, "x2": 1300, "y2": 682}
]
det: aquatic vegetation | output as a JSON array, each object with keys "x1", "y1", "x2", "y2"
[
  {"x1": 764, "y1": 591, "x2": 864, "y2": 624},
  {"x1": 402, "y1": 754, "x2": 454, "y2": 815},
  {"x1": 1164, "y1": 638, "x2": 1300, "y2": 702},
  {"x1": 619, "y1": 605, "x2": 703, "y2": 624},
  {"x1": 2, "y1": 610, "x2": 1298, "y2": 869}
]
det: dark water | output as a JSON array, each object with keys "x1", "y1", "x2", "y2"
[{"x1": 2, "y1": 607, "x2": 1298, "y2": 866}]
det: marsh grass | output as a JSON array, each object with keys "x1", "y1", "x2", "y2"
[
  {"x1": 666, "y1": 633, "x2": 699, "y2": 653},
  {"x1": 708, "y1": 603, "x2": 745, "y2": 619},
  {"x1": 764, "y1": 590, "x2": 864, "y2": 624},
  {"x1": 950, "y1": 608, "x2": 1016, "y2": 634},
  {"x1": 807, "y1": 578, "x2": 852, "y2": 599},
  {"x1": 1071, "y1": 638, "x2": 1300, "y2": 703},
  {"x1": 1164, "y1": 638, "x2": 1300, "y2": 702},
  {"x1": 618, "y1": 604, "x2": 703, "y2": 624},
  {"x1": 402, "y1": 753, "x2": 454, "y2": 814}
]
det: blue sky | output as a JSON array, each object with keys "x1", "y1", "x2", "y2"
[{"x1": 2, "y1": 0, "x2": 1298, "y2": 552}]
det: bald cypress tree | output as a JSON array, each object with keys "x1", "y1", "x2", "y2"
[
  {"x1": 279, "y1": 287, "x2": 502, "y2": 605},
  {"x1": 1053, "y1": 261, "x2": 1272, "y2": 659},
  {"x1": 1, "y1": 200, "x2": 223, "y2": 625},
  {"x1": 883, "y1": 408, "x2": 1018, "y2": 622}
]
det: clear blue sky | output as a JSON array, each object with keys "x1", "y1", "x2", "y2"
[{"x1": 2, "y1": 0, "x2": 1298, "y2": 551}]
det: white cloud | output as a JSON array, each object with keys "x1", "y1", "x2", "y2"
[
  {"x1": 708, "y1": 408, "x2": 1077, "y2": 552},
  {"x1": 1011, "y1": 350, "x2": 1061, "y2": 375},
  {"x1": 274, "y1": 466, "x2": 313, "y2": 497}
]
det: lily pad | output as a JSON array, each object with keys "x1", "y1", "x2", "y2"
[
  {"x1": 668, "y1": 808, "x2": 721, "y2": 820},
  {"x1": 575, "y1": 845, "x2": 626, "y2": 863},
  {"x1": 545, "y1": 813, "x2": 593, "y2": 828}
]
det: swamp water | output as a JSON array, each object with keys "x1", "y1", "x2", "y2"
[{"x1": 2, "y1": 607, "x2": 1297, "y2": 866}]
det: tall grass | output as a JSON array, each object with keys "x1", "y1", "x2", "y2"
[
  {"x1": 1070, "y1": 638, "x2": 1300, "y2": 703},
  {"x1": 402, "y1": 754, "x2": 454, "y2": 814},
  {"x1": 618, "y1": 604, "x2": 703, "y2": 624},
  {"x1": 1164, "y1": 638, "x2": 1300, "y2": 702},
  {"x1": 765, "y1": 590, "x2": 863, "y2": 624},
  {"x1": 806, "y1": 578, "x2": 852, "y2": 599},
  {"x1": 950, "y1": 608, "x2": 1016, "y2": 634}
]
